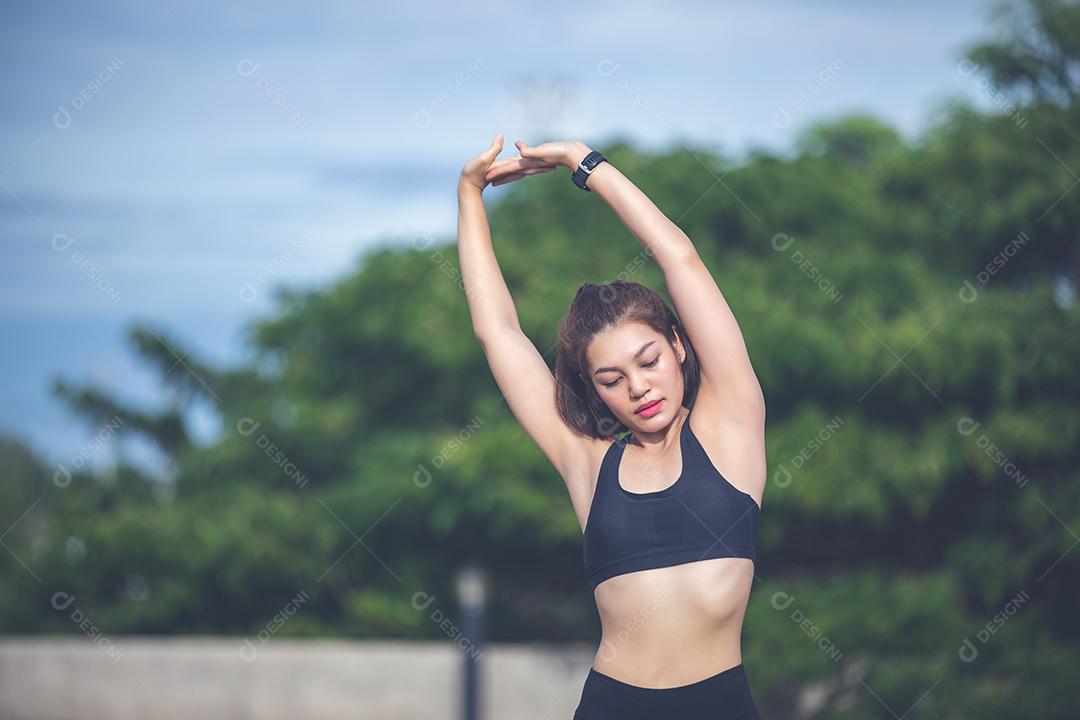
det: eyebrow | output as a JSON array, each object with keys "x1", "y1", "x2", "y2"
[{"x1": 593, "y1": 340, "x2": 656, "y2": 375}]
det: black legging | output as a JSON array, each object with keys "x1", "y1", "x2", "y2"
[{"x1": 573, "y1": 662, "x2": 762, "y2": 720}]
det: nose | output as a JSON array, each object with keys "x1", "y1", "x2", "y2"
[{"x1": 627, "y1": 372, "x2": 650, "y2": 399}]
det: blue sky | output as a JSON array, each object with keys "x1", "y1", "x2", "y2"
[{"x1": 1, "y1": 0, "x2": 1003, "y2": 477}]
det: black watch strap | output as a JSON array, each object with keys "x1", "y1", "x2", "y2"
[{"x1": 571, "y1": 150, "x2": 607, "y2": 191}]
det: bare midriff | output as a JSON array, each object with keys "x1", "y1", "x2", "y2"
[{"x1": 590, "y1": 556, "x2": 755, "y2": 688}]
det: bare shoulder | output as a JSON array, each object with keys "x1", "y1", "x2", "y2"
[
  {"x1": 688, "y1": 382, "x2": 767, "y2": 509},
  {"x1": 559, "y1": 433, "x2": 613, "y2": 534}
]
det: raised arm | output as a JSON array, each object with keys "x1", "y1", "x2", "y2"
[
  {"x1": 457, "y1": 136, "x2": 596, "y2": 501},
  {"x1": 489, "y1": 140, "x2": 765, "y2": 421}
]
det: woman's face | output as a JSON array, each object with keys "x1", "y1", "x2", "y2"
[{"x1": 585, "y1": 321, "x2": 686, "y2": 433}]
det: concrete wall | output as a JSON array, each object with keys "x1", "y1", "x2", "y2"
[{"x1": 0, "y1": 638, "x2": 595, "y2": 720}]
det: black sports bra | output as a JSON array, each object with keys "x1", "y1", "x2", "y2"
[{"x1": 582, "y1": 409, "x2": 760, "y2": 591}]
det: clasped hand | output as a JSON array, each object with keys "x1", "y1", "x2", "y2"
[{"x1": 459, "y1": 134, "x2": 591, "y2": 192}]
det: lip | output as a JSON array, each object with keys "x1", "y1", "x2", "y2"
[{"x1": 635, "y1": 399, "x2": 663, "y2": 416}]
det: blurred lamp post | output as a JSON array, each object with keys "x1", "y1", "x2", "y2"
[{"x1": 455, "y1": 563, "x2": 488, "y2": 720}]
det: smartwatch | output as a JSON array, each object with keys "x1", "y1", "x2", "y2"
[{"x1": 571, "y1": 150, "x2": 608, "y2": 192}]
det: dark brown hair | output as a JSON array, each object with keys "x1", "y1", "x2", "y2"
[{"x1": 554, "y1": 279, "x2": 701, "y2": 440}]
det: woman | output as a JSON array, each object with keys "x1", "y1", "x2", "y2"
[{"x1": 457, "y1": 134, "x2": 767, "y2": 719}]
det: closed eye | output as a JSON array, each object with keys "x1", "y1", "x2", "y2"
[{"x1": 601, "y1": 357, "x2": 660, "y2": 388}]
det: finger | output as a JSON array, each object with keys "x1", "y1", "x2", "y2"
[
  {"x1": 485, "y1": 157, "x2": 553, "y2": 177},
  {"x1": 492, "y1": 167, "x2": 557, "y2": 186},
  {"x1": 486, "y1": 133, "x2": 504, "y2": 157},
  {"x1": 484, "y1": 164, "x2": 515, "y2": 181},
  {"x1": 515, "y1": 139, "x2": 536, "y2": 158},
  {"x1": 490, "y1": 158, "x2": 556, "y2": 173},
  {"x1": 487, "y1": 167, "x2": 557, "y2": 184},
  {"x1": 493, "y1": 170, "x2": 537, "y2": 186},
  {"x1": 499, "y1": 155, "x2": 550, "y2": 166},
  {"x1": 486, "y1": 157, "x2": 541, "y2": 171},
  {"x1": 485, "y1": 163, "x2": 555, "y2": 182}
]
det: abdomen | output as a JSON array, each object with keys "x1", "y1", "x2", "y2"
[{"x1": 591, "y1": 557, "x2": 755, "y2": 688}]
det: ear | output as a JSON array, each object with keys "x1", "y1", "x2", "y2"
[{"x1": 671, "y1": 325, "x2": 686, "y2": 363}]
